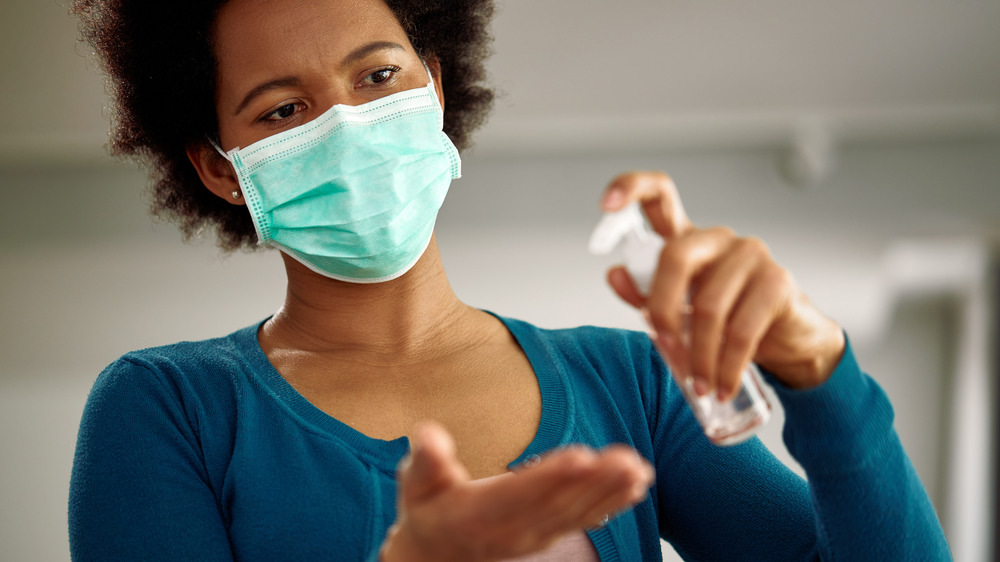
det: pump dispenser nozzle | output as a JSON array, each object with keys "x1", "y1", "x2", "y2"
[
  {"x1": 590, "y1": 203, "x2": 771, "y2": 445},
  {"x1": 589, "y1": 203, "x2": 663, "y2": 294}
]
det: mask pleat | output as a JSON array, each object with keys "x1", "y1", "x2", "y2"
[{"x1": 225, "y1": 81, "x2": 460, "y2": 282}]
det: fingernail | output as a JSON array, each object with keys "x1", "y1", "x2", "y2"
[
  {"x1": 692, "y1": 377, "x2": 710, "y2": 397},
  {"x1": 716, "y1": 386, "x2": 732, "y2": 403},
  {"x1": 602, "y1": 189, "x2": 624, "y2": 210}
]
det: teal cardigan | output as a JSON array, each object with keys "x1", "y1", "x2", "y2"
[{"x1": 69, "y1": 315, "x2": 950, "y2": 560}]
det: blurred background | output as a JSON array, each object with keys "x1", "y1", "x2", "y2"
[{"x1": 1, "y1": 0, "x2": 998, "y2": 560}]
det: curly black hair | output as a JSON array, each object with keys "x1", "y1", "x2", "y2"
[{"x1": 72, "y1": 0, "x2": 495, "y2": 250}]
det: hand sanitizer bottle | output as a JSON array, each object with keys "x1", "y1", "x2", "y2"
[{"x1": 589, "y1": 203, "x2": 771, "y2": 445}]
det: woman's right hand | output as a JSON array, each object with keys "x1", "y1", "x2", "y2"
[{"x1": 379, "y1": 422, "x2": 654, "y2": 562}]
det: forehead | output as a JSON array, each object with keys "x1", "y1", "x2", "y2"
[{"x1": 212, "y1": 0, "x2": 412, "y2": 87}]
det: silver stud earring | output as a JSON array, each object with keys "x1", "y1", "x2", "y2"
[{"x1": 232, "y1": 190, "x2": 242, "y2": 199}]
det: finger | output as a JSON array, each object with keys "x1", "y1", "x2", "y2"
[
  {"x1": 715, "y1": 267, "x2": 789, "y2": 401},
  {"x1": 509, "y1": 447, "x2": 653, "y2": 540},
  {"x1": 651, "y1": 330, "x2": 695, "y2": 394},
  {"x1": 399, "y1": 422, "x2": 469, "y2": 504},
  {"x1": 548, "y1": 445, "x2": 649, "y2": 516},
  {"x1": 687, "y1": 237, "x2": 766, "y2": 395},
  {"x1": 496, "y1": 448, "x2": 603, "y2": 537},
  {"x1": 489, "y1": 445, "x2": 638, "y2": 524},
  {"x1": 459, "y1": 446, "x2": 599, "y2": 533},
  {"x1": 501, "y1": 447, "x2": 602, "y2": 514},
  {"x1": 600, "y1": 172, "x2": 693, "y2": 240},
  {"x1": 534, "y1": 447, "x2": 654, "y2": 537},
  {"x1": 445, "y1": 449, "x2": 603, "y2": 556},
  {"x1": 645, "y1": 227, "x2": 736, "y2": 338},
  {"x1": 576, "y1": 472, "x2": 651, "y2": 531},
  {"x1": 607, "y1": 266, "x2": 646, "y2": 309}
]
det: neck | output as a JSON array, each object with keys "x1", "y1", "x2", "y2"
[{"x1": 260, "y1": 235, "x2": 481, "y2": 364}]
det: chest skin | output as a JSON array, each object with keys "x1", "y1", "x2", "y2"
[{"x1": 263, "y1": 325, "x2": 543, "y2": 480}]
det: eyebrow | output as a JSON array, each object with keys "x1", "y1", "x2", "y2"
[
  {"x1": 234, "y1": 76, "x2": 302, "y2": 117},
  {"x1": 233, "y1": 41, "x2": 407, "y2": 118},
  {"x1": 340, "y1": 40, "x2": 406, "y2": 68}
]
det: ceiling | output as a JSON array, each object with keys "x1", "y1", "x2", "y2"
[
  {"x1": 490, "y1": 1, "x2": 1000, "y2": 114},
  {"x1": 480, "y1": 0, "x2": 1000, "y2": 153},
  {"x1": 0, "y1": 0, "x2": 998, "y2": 162}
]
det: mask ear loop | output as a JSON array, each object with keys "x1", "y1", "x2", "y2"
[
  {"x1": 421, "y1": 59, "x2": 438, "y2": 94},
  {"x1": 204, "y1": 137, "x2": 242, "y2": 199},
  {"x1": 421, "y1": 59, "x2": 446, "y2": 116},
  {"x1": 208, "y1": 137, "x2": 232, "y2": 161}
]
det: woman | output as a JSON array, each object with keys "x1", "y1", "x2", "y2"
[{"x1": 68, "y1": 0, "x2": 950, "y2": 560}]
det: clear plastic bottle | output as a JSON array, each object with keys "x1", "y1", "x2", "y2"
[{"x1": 589, "y1": 204, "x2": 771, "y2": 445}]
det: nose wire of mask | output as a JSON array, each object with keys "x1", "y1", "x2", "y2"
[
  {"x1": 209, "y1": 61, "x2": 439, "y2": 161},
  {"x1": 207, "y1": 64, "x2": 461, "y2": 284}
]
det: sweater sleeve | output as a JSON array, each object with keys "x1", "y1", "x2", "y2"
[
  {"x1": 764, "y1": 336, "x2": 951, "y2": 561},
  {"x1": 651, "y1": 337, "x2": 950, "y2": 561},
  {"x1": 69, "y1": 357, "x2": 234, "y2": 562}
]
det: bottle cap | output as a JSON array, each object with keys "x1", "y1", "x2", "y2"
[
  {"x1": 588, "y1": 203, "x2": 648, "y2": 255},
  {"x1": 589, "y1": 203, "x2": 663, "y2": 295}
]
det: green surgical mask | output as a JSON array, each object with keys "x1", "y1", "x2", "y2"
[{"x1": 213, "y1": 76, "x2": 460, "y2": 283}]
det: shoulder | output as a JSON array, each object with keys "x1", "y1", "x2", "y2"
[
  {"x1": 115, "y1": 321, "x2": 259, "y2": 371},
  {"x1": 85, "y1": 321, "x2": 265, "y2": 427},
  {"x1": 102, "y1": 321, "x2": 261, "y2": 381}
]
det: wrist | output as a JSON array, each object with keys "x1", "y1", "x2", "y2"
[
  {"x1": 775, "y1": 327, "x2": 846, "y2": 390},
  {"x1": 381, "y1": 520, "x2": 491, "y2": 562},
  {"x1": 380, "y1": 521, "x2": 461, "y2": 562},
  {"x1": 379, "y1": 523, "x2": 422, "y2": 562}
]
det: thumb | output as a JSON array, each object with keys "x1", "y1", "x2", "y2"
[{"x1": 398, "y1": 421, "x2": 469, "y2": 505}]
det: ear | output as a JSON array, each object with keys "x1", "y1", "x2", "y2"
[
  {"x1": 424, "y1": 55, "x2": 444, "y2": 111},
  {"x1": 185, "y1": 142, "x2": 247, "y2": 206}
]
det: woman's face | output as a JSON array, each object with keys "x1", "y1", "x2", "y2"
[{"x1": 211, "y1": 0, "x2": 437, "y2": 151}]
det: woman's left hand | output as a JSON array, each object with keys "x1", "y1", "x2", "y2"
[{"x1": 601, "y1": 171, "x2": 846, "y2": 400}]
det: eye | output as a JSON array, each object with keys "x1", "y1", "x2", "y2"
[
  {"x1": 261, "y1": 103, "x2": 302, "y2": 122},
  {"x1": 361, "y1": 66, "x2": 401, "y2": 87}
]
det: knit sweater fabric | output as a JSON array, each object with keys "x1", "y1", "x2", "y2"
[{"x1": 68, "y1": 315, "x2": 951, "y2": 561}]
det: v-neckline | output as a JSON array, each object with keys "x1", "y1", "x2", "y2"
[{"x1": 240, "y1": 312, "x2": 575, "y2": 472}]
